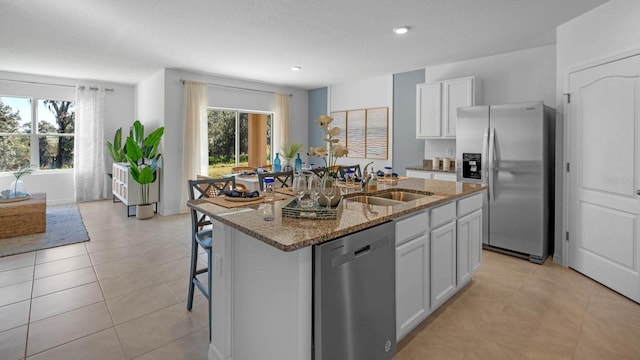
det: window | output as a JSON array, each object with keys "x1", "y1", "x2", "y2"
[
  {"x1": 0, "y1": 96, "x2": 75, "y2": 171},
  {"x1": 207, "y1": 109, "x2": 272, "y2": 177}
]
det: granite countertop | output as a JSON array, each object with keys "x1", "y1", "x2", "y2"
[
  {"x1": 406, "y1": 165, "x2": 456, "y2": 174},
  {"x1": 187, "y1": 178, "x2": 486, "y2": 252}
]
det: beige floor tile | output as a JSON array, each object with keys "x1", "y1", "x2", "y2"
[
  {"x1": 0, "y1": 325, "x2": 27, "y2": 360},
  {"x1": 0, "y1": 252, "x2": 35, "y2": 272},
  {"x1": 0, "y1": 281, "x2": 32, "y2": 307},
  {"x1": 578, "y1": 313, "x2": 640, "y2": 359},
  {"x1": 30, "y1": 282, "x2": 104, "y2": 322},
  {"x1": 0, "y1": 299, "x2": 30, "y2": 333},
  {"x1": 26, "y1": 301, "x2": 113, "y2": 356},
  {"x1": 573, "y1": 335, "x2": 635, "y2": 360},
  {"x1": 85, "y1": 239, "x2": 134, "y2": 253},
  {"x1": 183, "y1": 295, "x2": 210, "y2": 329},
  {"x1": 99, "y1": 257, "x2": 190, "y2": 300},
  {"x1": 89, "y1": 246, "x2": 142, "y2": 266},
  {"x1": 31, "y1": 267, "x2": 97, "y2": 297},
  {"x1": 472, "y1": 260, "x2": 531, "y2": 290},
  {"x1": 132, "y1": 328, "x2": 209, "y2": 360},
  {"x1": 140, "y1": 244, "x2": 191, "y2": 266},
  {"x1": 35, "y1": 243, "x2": 87, "y2": 264},
  {"x1": 505, "y1": 276, "x2": 588, "y2": 333},
  {"x1": 115, "y1": 303, "x2": 201, "y2": 359},
  {"x1": 93, "y1": 256, "x2": 153, "y2": 281},
  {"x1": 0, "y1": 266, "x2": 34, "y2": 288},
  {"x1": 530, "y1": 260, "x2": 593, "y2": 297},
  {"x1": 107, "y1": 283, "x2": 180, "y2": 325},
  {"x1": 34, "y1": 254, "x2": 92, "y2": 279},
  {"x1": 586, "y1": 281, "x2": 640, "y2": 331},
  {"x1": 436, "y1": 280, "x2": 515, "y2": 334},
  {"x1": 27, "y1": 328, "x2": 125, "y2": 360}
]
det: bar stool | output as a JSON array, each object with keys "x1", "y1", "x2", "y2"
[{"x1": 187, "y1": 177, "x2": 235, "y2": 341}]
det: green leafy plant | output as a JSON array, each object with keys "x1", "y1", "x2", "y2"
[
  {"x1": 106, "y1": 128, "x2": 127, "y2": 163},
  {"x1": 12, "y1": 164, "x2": 35, "y2": 196},
  {"x1": 124, "y1": 120, "x2": 165, "y2": 205},
  {"x1": 280, "y1": 142, "x2": 303, "y2": 160}
]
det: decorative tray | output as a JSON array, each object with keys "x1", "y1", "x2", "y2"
[
  {"x1": 224, "y1": 194, "x2": 264, "y2": 202},
  {"x1": 281, "y1": 197, "x2": 342, "y2": 220},
  {"x1": 0, "y1": 194, "x2": 31, "y2": 203}
]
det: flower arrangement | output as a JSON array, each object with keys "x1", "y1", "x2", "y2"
[{"x1": 308, "y1": 115, "x2": 348, "y2": 177}]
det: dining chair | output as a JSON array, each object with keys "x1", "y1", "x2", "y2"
[
  {"x1": 257, "y1": 170, "x2": 294, "y2": 191},
  {"x1": 310, "y1": 167, "x2": 327, "y2": 178},
  {"x1": 231, "y1": 166, "x2": 257, "y2": 174},
  {"x1": 338, "y1": 164, "x2": 362, "y2": 178},
  {"x1": 197, "y1": 174, "x2": 245, "y2": 195},
  {"x1": 187, "y1": 177, "x2": 236, "y2": 341}
]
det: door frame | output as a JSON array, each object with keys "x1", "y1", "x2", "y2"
[{"x1": 563, "y1": 46, "x2": 640, "y2": 267}]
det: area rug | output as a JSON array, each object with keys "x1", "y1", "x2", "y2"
[{"x1": 0, "y1": 204, "x2": 89, "y2": 257}]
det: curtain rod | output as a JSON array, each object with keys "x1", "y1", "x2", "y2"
[
  {"x1": 0, "y1": 78, "x2": 114, "y2": 92},
  {"x1": 179, "y1": 78, "x2": 292, "y2": 97}
]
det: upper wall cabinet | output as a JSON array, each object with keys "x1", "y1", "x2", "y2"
[{"x1": 416, "y1": 76, "x2": 477, "y2": 139}]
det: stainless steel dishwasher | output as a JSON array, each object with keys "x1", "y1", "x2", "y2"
[{"x1": 313, "y1": 221, "x2": 396, "y2": 360}]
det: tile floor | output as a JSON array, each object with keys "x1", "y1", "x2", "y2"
[{"x1": 0, "y1": 200, "x2": 639, "y2": 359}]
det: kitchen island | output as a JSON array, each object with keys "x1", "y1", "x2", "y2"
[{"x1": 187, "y1": 178, "x2": 485, "y2": 360}]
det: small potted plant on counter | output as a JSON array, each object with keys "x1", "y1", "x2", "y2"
[
  {"x1": 124, "y1": 120, "x2": 164, "y2": 220},
  {"x1": 280, "y1": 142, "x2": 303, "y2": 171}
]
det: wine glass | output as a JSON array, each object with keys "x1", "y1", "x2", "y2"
[
  {"x1": 292, "y1": 174, "x2": 307, "y2": 207},
  {"x1": 308, "y1": 174, "x2": 321, "y2": 208},
  {"x1": 321, "y1": 176, "x2": 336, "y2": 209}
]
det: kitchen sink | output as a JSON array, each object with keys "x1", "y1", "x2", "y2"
[
  {"x1": 346, "y1": 189, "x2": 440, "y2": 207},
  {"x1": 347, "y1": 196, "x2": 403, "y2": 207},
  {"x1": 373, "y1": 189, "x2": 432, "y2": 202}
]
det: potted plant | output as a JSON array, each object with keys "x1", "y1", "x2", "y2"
[
  {"x1": 1, "y1": 164, "x2": 35, "y2": 200},
  {"x1": 124, "y1": 120, "x2": 164, "y2": 220},
  {"x1": 280, "y1": 142, "x2": 303, "y2": 169},
  {"x1": 106, "y1": 128, "x2": 127, "y2": 179}
]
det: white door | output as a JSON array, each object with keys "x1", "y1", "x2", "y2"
[{"x1": 568, "y1": 53, "x2": 640, "y2": 303}]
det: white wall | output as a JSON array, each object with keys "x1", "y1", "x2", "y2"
[
  {"x1": 329, "y1": 75, "x2": 393, "y2": 173},
  {"x1": 555, "y1": 0, "x2": 640, "y2": 263},
  {"x1": 153, "y1": 69, "x2": 309, "y2": 215},
  {"x1": 422, "y1": 45, "x2": 557, "y2": 159},
  {"x1": 0, "y1": 71, "x2": 135, "y2": 205}
]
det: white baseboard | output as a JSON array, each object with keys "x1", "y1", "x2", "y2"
[{"x1": 552, "y1": 253, "x2": 562, "y2": 265}]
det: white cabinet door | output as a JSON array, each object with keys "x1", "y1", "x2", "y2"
[
  {"x1": 395, "y1": 233, "x2": 430, "y2": 341},
  {"x1": 416, "y1": 82, "x2": 441, "y2": 138},
  {"x1": 406, "y1": 170, "x2": 432, "y2": 179},
  {"x1": 432, "y1": 172, "x2": 457, "y2": 181},
  {"x1": 457, "y1": 209, "x2": 482, "y2": 287},
  {"x1": 442, "y1": 77, "x2": 475, "y2": 138},
  {"x1": 417, "y1": 76, "x2": 476, "y2": 139},
  {"x1": 430, "y1": 221, "x2": 456, "y2": 310}
]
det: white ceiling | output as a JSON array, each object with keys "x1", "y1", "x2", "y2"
[{"x1": 0, "y1": 0, "x2": 607, "y2": 89}]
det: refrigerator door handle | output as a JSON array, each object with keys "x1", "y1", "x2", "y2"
[
  {"x1": 488, "y1": 127, "x2": 496, "y2": 203},
  {"x1": 482, "y1": 126, "x2": 490, "y2": 190}
]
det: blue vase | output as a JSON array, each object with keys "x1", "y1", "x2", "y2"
[
  {"x1": 274, "y1": 153, "x2": 281, "y2": 172},
  {"x1": 294, "y1": 153, "x2": 302, "y2": 174}
]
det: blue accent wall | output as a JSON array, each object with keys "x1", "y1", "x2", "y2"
[
  {"x1": 308, "y1": 87, "x2": 328, "y2": 155},
  {"x1": 393, "y1": 69, "x2": 425, "y2": 175}
]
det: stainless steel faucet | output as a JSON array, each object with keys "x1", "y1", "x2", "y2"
[
  {"x1": 361, "y1": 172, "x2": 373, "y2": 192},
  {"x1": 362, "y1": 161, "x2": 374, "y2": 178}
]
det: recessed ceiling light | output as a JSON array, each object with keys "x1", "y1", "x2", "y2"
[
  {"x1": 290, "y1": 66, "x2": 301, "y2": 71},
  {"x1": 393, "y1": 26, "x2": 410, "y2": 35}
]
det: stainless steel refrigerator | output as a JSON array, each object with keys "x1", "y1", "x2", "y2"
[{"x1": 456, "y1": 101, "x2": 554, "y2": 264}]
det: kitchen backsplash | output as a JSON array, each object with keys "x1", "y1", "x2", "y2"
[{"x1": 424, "y1": 139, "x2": 456, "y2": 159}]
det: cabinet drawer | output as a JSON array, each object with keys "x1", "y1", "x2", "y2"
[
  {"x1": 396, "y1": 211, "x2": 430, "y2": 245},
  {"x1": 431, "y1": 202, "x2": 456, "y2": 228},
  {"x1": 457, "y1": 193, "x2": 483, "y2": 216}
]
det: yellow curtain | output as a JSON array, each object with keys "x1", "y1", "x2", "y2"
[
  {"x1": 181, "y1": 80, "x2": 207, "y2": 213},
  {"x1": 274, "y1": 93, "x2": 290, "y2": 156}
]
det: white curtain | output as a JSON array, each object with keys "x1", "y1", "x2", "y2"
[
  {"x1": 74, "y1": 86, "x2": 108, "y2": 202},
  {"x1": 181, "y1": 80, "x2": 208, "y2": 212},
  {"x1": 274, "y1": 93, "x2": 290, "y2": 155}
]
